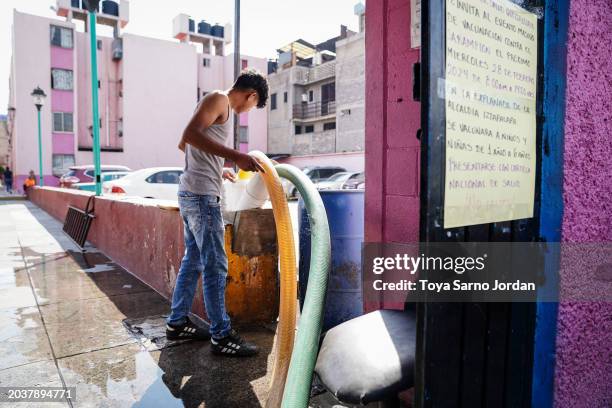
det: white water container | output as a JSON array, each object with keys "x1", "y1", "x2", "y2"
[
  {"x1": 236, "y1": 172, "x2": 269, "y2": 211},
  {"x1": 221, "y1": 173, "x2": 269, "y2": 213}
]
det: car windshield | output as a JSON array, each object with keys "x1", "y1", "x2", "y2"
[
  {"x1": 62, "y1": 170, "x2": 76, "y2": 178},
  {"x1": 327, "y1": 172, "x2": 349, "y2": 181}
]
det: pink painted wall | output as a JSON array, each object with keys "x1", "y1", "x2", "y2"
[
  {"x1": 50, "y1": 30, "x2": 75, "y2": 169},
  {"x1": 28, "y1": 187, "x2": 278, "y2": 324},
  {"x1": 239, "y1": 112, "x2": 248, "y2": 126},
  {"x1": 224, "y1": 54, "x2": 269, "y2": 153},
  {"x1": 111, "y1": 34, "x2": 196, "y2": 169},
  {"x1": 364, "y1": 0, "x2": 420, "y2": 311},
  {"x1": 554, "y1": 1, "x2": 612, "y2": 406},
  {"x1": 75, "y1": 34, "x2": 121, "y2": 152},
  {"x1": 50, "y1": 46, "x2": 73, "y2": 70},
  {"x1": 52, "y1": 133, "x2": 74, "y2": 154},
  {"x1": 197, "y1": 54, "x2": 225, "y2": 93},
  {"x1": 50, "y1": 90, "x2": 74, "y2": 112},
  {"x1": 10, "y1": 11, "x2": 69, "y2": 183},
  {"x1": 11, "y1": 10, "x2": 268, "y2": 178}
]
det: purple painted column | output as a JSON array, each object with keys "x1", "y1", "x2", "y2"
[
  {"x1": 364, "y1": 0, "x2": 421, "y2": 312},
  {"x1": 554, "y1": 1, "x2": 612, "y2": 406}
]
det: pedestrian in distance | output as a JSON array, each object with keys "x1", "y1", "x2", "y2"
[{"x1": 2, "y1": 166, "x2": 12, "y2": 193}]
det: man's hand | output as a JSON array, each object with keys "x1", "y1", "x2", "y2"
[
  {"x1": 234, "y1": 153, "x2": 265, "y2": 173},
  {"x1": 222, "y1": 168, "x2": 237, "y2": 183}
]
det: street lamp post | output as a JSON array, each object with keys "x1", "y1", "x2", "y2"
[
  {"x1": 84, "y1": 0, "x2": 102, "y2": 196},
  {"x1": 31, "y1": 86, "x2": 47, "y2": 187}
]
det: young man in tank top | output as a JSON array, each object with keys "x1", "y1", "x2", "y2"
[{"x1": 166, "y1": 69, "x2": 268, "y2": 357}]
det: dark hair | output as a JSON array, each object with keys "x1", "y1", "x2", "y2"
[{"x1": 232, "y1": 68, "x2": 268, "y2": 108}]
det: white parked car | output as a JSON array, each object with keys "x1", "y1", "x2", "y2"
[{"x1": 103, "y1": 167, "x2": 183, "y2": 200}]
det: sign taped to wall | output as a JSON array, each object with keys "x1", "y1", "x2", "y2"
[{"x1": 443, "y1": 0, "x2": 538, "y2": 228}]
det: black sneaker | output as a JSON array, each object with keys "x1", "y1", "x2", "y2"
[
  {"x1": 210, "y1": 329, "x2": 259, "y2": 357},
  {"x1": 165, "y1": 316, "x2": 211, "y2": 341}
]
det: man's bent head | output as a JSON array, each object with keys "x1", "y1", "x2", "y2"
[{"x1": 229, "y1": 69, "x2": 269, "y2": 113}]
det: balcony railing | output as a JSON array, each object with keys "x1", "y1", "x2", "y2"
[
  {"x1": 293, "y1": 61, "x2": 336, "y2": 85},
  {"x1": 293, "y1": 100, "x2": 336, "y2": 120}
]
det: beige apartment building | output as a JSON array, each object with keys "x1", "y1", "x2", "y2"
[{"x1": 266, "y1": 3, "x2": 365, "y2": 171}]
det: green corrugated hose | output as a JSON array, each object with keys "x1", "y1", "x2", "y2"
[{"x1": 275, "y1": 164, "x2": 331, "y2": 408}]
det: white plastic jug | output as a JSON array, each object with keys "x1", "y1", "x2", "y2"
[{"x1": 221, "y1": 173, "x2": 269, "y2": 212}]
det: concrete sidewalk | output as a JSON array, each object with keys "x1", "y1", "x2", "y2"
[
  {"x1": 0, "y1": 201, "x2": 277, "y2": 407},
  {"x1": 0, "y1": 201, "x2": 373, "y2": 408}
]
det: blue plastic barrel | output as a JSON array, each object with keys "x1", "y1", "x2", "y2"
[
  {"x1": 188, "y1": 18, "x2": 195, "y2": 32},
  {"x1": 198, "y1": 20, "x2": 211, "y2": 35},
  {"x1": 101, "y1": 0, "x2": 119, "y2": 16},
  {"x1": 298, "y1": 190, "x2": 364, "y2": 332},
  {"x1": 211, "y1": 24, "x2": 224, "y2": 38}
]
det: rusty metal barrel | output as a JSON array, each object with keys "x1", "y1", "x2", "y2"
[
  {"x1": 298, "y1": 190, "x2": 364, "y2": 332},
  {"x1": 224, "y1": 208, "x2": 279, "y2": 324}
]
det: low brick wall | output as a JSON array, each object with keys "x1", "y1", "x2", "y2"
[{"x1": 27, "y1": 186, "x2": 279, "y2": 324}]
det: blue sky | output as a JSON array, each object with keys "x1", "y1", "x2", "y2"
[{"x1": 0, "y1": 0, "x2": 361, "y2": 112}]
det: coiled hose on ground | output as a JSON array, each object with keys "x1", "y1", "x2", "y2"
[
  {"x1": 275, "y1": 164, "x2": 331, "y2": 408},
  {"x1": 248, "y1": 151, "x2": 297, "y2": 408}
]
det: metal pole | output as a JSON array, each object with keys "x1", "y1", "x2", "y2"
[
  {"x1": 36, "y1": 108, "x2": 43, "y2": 187},
  {"x1": 88, "y1": 11, "x2": 102, "y2": 196},
  {"x1": 233, "y1": 0, "x2": 240, "y2": 156}
]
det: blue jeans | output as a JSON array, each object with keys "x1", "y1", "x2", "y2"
[{"x1": 166, "y1": 191, "x2": 231, "y2": 339}]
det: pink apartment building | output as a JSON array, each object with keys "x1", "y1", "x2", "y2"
[{"x1": 7, "y1": 0, "x2": 268, "y2": 189}]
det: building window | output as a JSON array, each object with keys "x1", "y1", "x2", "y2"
[
  {"x1": 308, "y1": 90, "x2": 314, "y2": 102},
  {"x1": 284, "y1": 92, "x2": 288, "y2": 103},
  {"x1": 323, "y1": 122, "x2": 336, "y2": 131},
  {"x1": 50, "y1": 25, "x2": 73, "y2": 49},
  {"x1": 321, "y1": 82, "x2": 336, "y2": 102},
  {"x1": 305, "y1": 125, "x2": 314, "y2": 133},
  {"x1": 51, "y1": 68, "x2": 73, "y2": 90},
  {"x1": 203, "y1": 58, "x2": 211, "y2": 67},
  {"x1": 239, "y1": 126, "x2": 248, "y2": 143},
  {"x1": 52, "y1": 154, "x2": 75, "y2": 177},
  {"x1": 53, "y1": 112, "x2": 73, "y2": 132},
  {"x1": 270, "y1": 93, "x2": 277, "y2": 110},
  {"x1": 295, "y1": 125, "x2": 302, "y2": 135}
]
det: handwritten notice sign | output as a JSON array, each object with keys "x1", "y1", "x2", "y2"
[
  {"x1": 411, "y1": 0, "x2": 421, "y2": 48},
  {"x1": 444, "y1": 0, "x2": 538, "y2": 228}
]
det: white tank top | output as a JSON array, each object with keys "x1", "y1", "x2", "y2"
[{"x1": 179, "y1": 92, "x2": 232, "y2": 197}]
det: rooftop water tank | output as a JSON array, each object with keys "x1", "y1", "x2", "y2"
[
  {"x1": 101, "y1": 0, "x2": 119, "y2": 16},
  {"x1": 188, "y1": 18, "x2": 195, "y2": 32},
  {"x1": 198, "y1": 20, "x2": 211, "y2": 35},
  {"x1": 211, "y1": 23, "x2": 224, "y2": 38}
]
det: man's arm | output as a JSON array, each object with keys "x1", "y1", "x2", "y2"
[{"x1": 180, "y1": 92, "x2": 263, "y2": 172}]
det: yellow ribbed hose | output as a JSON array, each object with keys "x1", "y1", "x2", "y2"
[{"x1": 248, "y1": 151, "x2": 297, "y2": 408}]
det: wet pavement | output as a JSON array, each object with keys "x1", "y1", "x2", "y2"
[
  {"x1": 0, "y1": 201, "x2": 277, "y2": 407},
  {"x1": 0, "y1": 201, "x2": 391, "y2": 408}
]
